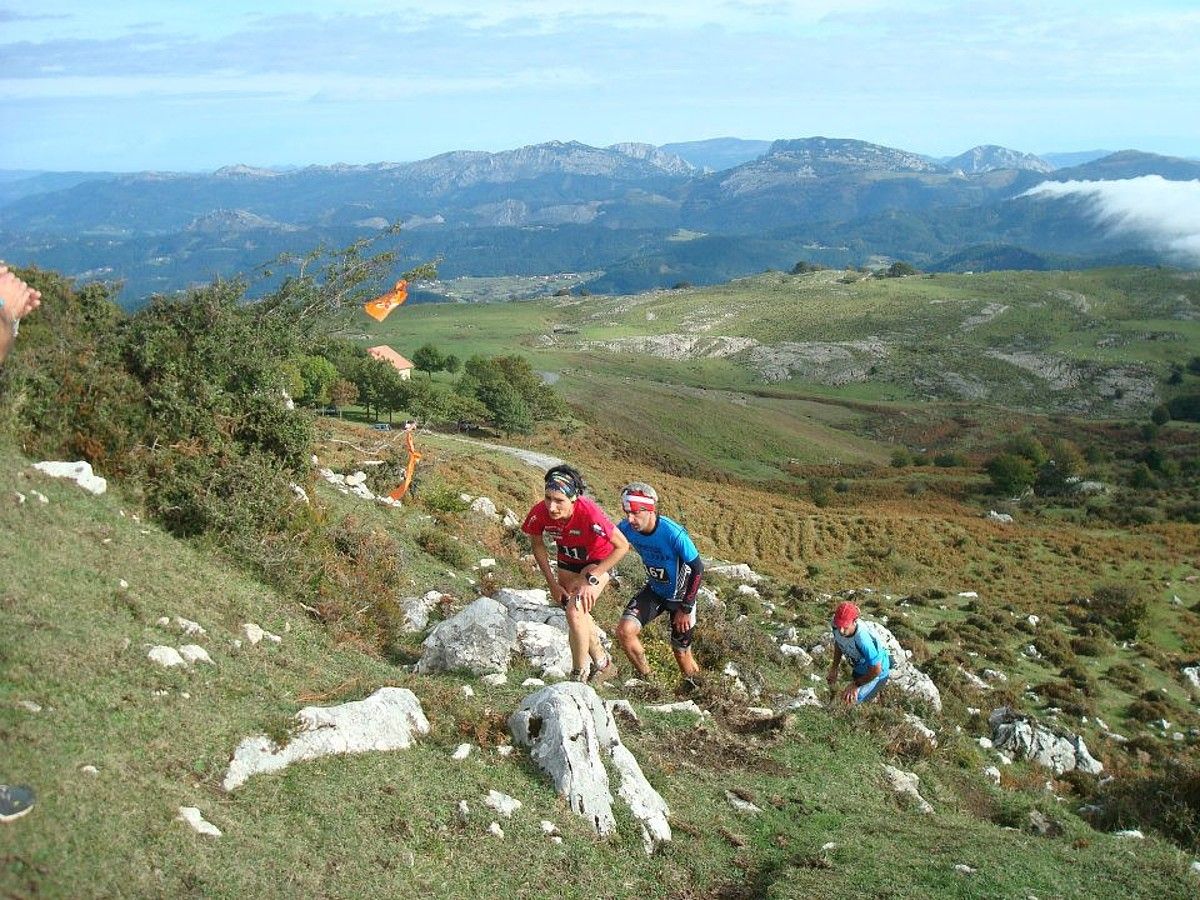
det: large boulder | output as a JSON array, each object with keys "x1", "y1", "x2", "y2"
[
  {"x1": 419, "y1": 589, "x2": 600, "y2": 678},
  {"x1": 988, "y1": 707, "x2": 1103, "y2": 776},
  {"x1": 822, "y1": 619, "x2": 943, "y2": 713},
  {"x1": 510, "y1": 682, "x2": 671, "y2": 855},
  {"x1": 417, "y1": 597, "x2": 518, "y2": 675},
  {"x1": 223, "y1": 687, "x2": 429, "y2": 791}
]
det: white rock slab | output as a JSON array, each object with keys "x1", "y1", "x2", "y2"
[
  {"x1": 882, "y1": 765, "x2": 933, "y2": 814},
  {"x1": 484, "y1": 789, "x2": 522, "y2": 817},
  {"x1": 223, "y1": 687, "x2": 429, "y2": 791},
  {"x1": 177, "y1": 806, "x2": 221, "y2": 837},
  {"x1": 510, "y1": 682, "x2": 671, "y2": 855},
  {"x1": 417, "y1": 597, "x2": 517, "y2": 675},
  {"x1": 516, "y1": 620, "x2": 573, "y2": 677},
  {"x1": 179, "y1": 645, "x2": 213, "y2": 666},
  {"x1": 175, "y1": 617, "x2": 206, "y2": 637},
  {"x1": 148, "y1": 646, "x2": 186, "y2": 668},
  {"x1": 452, "y1": 743, "x2": 472, "y2": 761},
  {"x1": 33, "y1": 460, "x2": 107, "y2": 495},
  {"x1": 989, "y1": 707, "x2": 1103, "y2": 775}
]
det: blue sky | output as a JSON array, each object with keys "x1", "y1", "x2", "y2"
[{"x1": 3, "y1": 1, "x2": 1198, "y2": 172}]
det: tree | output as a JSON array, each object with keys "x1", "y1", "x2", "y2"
[
  {"x1": 1150, "y1": 404, "x2": 1171, "y2": 426},
  {"x1": 330, "y1": 379, "x2": 358, "y2": 414},
  {"x1": 412, "y1": 343, "x2": 447, "y2": 373},
  {"x1": 881, "y1": 261, "x2": 918, "y2": 278},
  {"x1": 987, "y1": 453, "x2": 1035, "y2": 495},
  {"x1": 298, "y1": 355, "x2": 339, "y2": 406},
  {"x1": 1004, "y1": 434, "x2": 1047, "y2": 466},
  {"x1": 790, "y1": 260, "x2": 826, "y2": 275}
]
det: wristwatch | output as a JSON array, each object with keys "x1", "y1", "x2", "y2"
[{"x1": 586, "y1": 573, "x2": 601, "y2": 586}]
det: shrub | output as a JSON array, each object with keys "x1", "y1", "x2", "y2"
[
  {"x1": 1092, "y1": 762, "x2": 1200, "y2": 851},
  {"x1": 1089, "y1": 583, "x2": 1149, "y2": 641},
  {"x1": 890, "y1": 447, "x2": 912, "y2": 468},
  {"x1": 416, "y1": 528, "x2": 472, "y2": 569},
  {"x1": 986, "y1": 453, "x2": 1035, "y2": 495},
  {"x1": 934, "y1": 452, "x2": 967, "y2": 467},
  {"x1": 1104, "y1": 662, "x2": 1146, "y2": 693}
]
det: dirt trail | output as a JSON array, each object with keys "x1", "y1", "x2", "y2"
[{"x1": 439, "y1": 434, "x2": 564, "y2": 471}]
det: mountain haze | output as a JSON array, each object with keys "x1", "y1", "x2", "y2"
[{"x1": 1, "y1": 137, "x2": 1197, "y2": 304}]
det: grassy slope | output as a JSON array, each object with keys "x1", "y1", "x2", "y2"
[
  {"x1": 5, "y1": 433, "x2": 1200, "y2": 898},
  {"x1": 353, "y1": 267, "x2": 1198, "y2": 484}
]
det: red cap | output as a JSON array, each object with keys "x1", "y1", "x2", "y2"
[{"x1": 833, "y1": 601, "x2": 859, "y2": 629}]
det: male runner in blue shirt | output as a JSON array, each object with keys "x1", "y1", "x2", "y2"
[
  {"x1": 827, "y1": 601, "x2": 891, "y2": 704},
  {"x1": 614, "y1": 482, "x2": 704, "y2": 680}
]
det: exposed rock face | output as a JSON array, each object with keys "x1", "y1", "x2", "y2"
[
  {"x1": 223, "y1": 687, "x2": 429, "y2": 791},
  {"x1": 417, "y1": 591, "x2": 580, "y2": 677},
  {"x1": 509, "y1": 682, "x2": 671, "y2": 855},
  {"x1": 32, "y1": 460, "x2": 107, "y2": 495},
  {"x1": 881, "y1": 765, "x2": 933, "y2": 814},
  {"x1": 417, "y1": 597, "x2": 518, "y2": 675},
  {"x1": 988, "y1": 707, "x2": 1103, "y2": 775},
  {"x1": 858, "y1": 620, "x2": 943, "y2": 713}
]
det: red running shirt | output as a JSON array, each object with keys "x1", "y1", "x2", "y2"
[{"x1": 522, "y1": 495, "x2": 617, "y2": 566}]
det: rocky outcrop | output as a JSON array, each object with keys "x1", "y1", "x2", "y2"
[
  {"x1": 859, "y1": 620, "x2": 943, "y2": 713},
  {"x1": 223, "y1": 687, "x2": 429, "y2": 791},
  {"x1": 417, "y1": 597, "x2": 517, "y2": 676},
  {"x1": 988, "y1": 707, "x2": 1103, "y2": 776},
  {"x1": 510, "y1": 682, "x2": 671, "y2": 855},
  {"x1": 417, "y1": 590, "x2": 580, "y2": 677}
]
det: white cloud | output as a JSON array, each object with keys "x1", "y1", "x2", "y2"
[{"x1": 1022, "y1": 175, "x2": 1200, "y2": 263}]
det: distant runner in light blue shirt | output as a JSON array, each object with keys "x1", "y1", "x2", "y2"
[{"x1": 827, "y1": 600, "x2": 891, "y2": 704}]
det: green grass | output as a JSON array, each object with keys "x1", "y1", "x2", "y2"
[{"x1": 5, "y1": 434, "x2": 1200, "y2": 898}]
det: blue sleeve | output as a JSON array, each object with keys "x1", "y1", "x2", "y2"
[{"x1": 857, "y1": 631, "x2": 885, "y2": 668}]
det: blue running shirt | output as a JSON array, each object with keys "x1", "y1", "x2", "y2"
[
  {"x1": 830, "y1": 619, "x2": 891, "y2": 677},
  {"x1": 617, "y1": 515, "x2": 700, "y2": 602}
]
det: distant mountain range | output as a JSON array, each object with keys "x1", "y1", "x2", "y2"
[{"x1": 0, "y1": 136, "x2": 1195, "y2": 306}]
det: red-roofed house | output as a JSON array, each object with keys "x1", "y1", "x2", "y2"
[{"x1": 367, "y1": 345, "x2": 415, "y2": 380}]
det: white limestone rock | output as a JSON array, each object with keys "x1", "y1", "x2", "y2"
[
  {"x1": 470, "y1": 496, "x2": 499, "y2": 519},
  {"x1": 1182, "y1": 666, "x2": 1200, "y2": 692},
  {"x1": 903, "y1": 713, "x2": 938, "y2": 748},
  {"x1": 179, "y1": 644, "x2": 213, "y2": 666},
  {"x1": 780, "y1": 644, "x2": 814, "y2": 665},
  {"x1": 516, "y1": 621, "x2": 573, "y2": 678},
  {"x1": 510, "y1": 682, "x2": 671, "y2": 855},
  {"x1": 175, "y1": 617, "x2": 206, "y2": 637},
  {"x1": 222, "y1": 687, "x2": 429, "y2": 791},
  {"x1": 988, "y1": 707, "x2": 1103, "y2": 776},
  {"x1": 481, "y1": 673, "x2": 508, "y2": 687},
  {"x1": 856, "y1": 620, "x2": 942, "y2": 713},
  {"x1": 983, "y1": 766, "x2": 1002, "y2": 786},
  {"x1": 452, "y1": 743, "x2": 472, "y2": 761},
  {"x1": 401, "y1": 591, "x2": 445, "y2": 633},
  {"x1": 708, "y1": 563, "x2": 762, "y2": 583},
  {"x1": 32, "y1": 460, "x2": 107, "y2": 495},
  {"x1": 647, "y1": 700, "x2": 705, "y2": 716},
  {"x1": 484, "y1": 789, "x2": 522, "y2": 817},
  {"x1": 725, "y1": 791, "x2": 762, "y2": 814},
  {"x1": 882, "y1": 765, "x2": 933, "y2": 814},
  {"x1": 148, "y1": 646, "x2": 186, "y2": 668},
  {"x1": 417, "y1": 597, "x2": 518, "y2": 676},
  {"x1": 787, "y1": 689, "x2": 823, "y2": 709},
  {"x1": 176, "y1": 806, "x2": 221, "y2": 837}
]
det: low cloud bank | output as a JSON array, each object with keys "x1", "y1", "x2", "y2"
[{"x1": 1021, "y1": 175, "x2": 1200, "y2": 264}]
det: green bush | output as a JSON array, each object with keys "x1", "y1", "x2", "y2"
[
  {"x1": 986, "y1": 453, "x2": 1035, "y2": 495},
  {"x1": 1092, "y1": 762, "x2": 1200, "y2": 851},
  {"x1": 416, "y1": 528, "x2": 472, "y2": 568},
  {"x1": 1089, "y1": 583, "x2": 1149, "y2": 641}
]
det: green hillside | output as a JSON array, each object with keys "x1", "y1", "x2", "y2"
[
  {"x1": 5, "y1": 436, "x2": 1200, "y2": 898},
  {"x1": 3, "y1": 263, "x2": 1200, "y2": 897}
]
